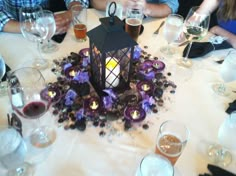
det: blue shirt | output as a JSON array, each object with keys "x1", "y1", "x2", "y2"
[
  {"x1": 146, "y1": 0, "x2": 179, "y2": 13},
  {"x1": 0, "y1": 0, "x2": 89, "y2": 31}
]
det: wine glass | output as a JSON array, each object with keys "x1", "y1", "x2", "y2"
[
  {"x1": 19, "y1": 5, "x2": 49, "y2": 70},
  {"x1": 208, "y1": 111, "x2": 236, "y2": 167},
  {"x1": 160, "y1": 14, "x2": 184, "y2": 55},
  {"x1": 177, "y1": 6, "x2": 210, "y2": 68},
  {"x1": 8, "y1": 67, "x2": 56, "y2": 148},
  {"x1": 0, "y1": 125, "x2": 34, "y2": 176},
  {"x1": 212, "y1": 50, "x2": 236, "y2": 96},
  {"x1": 40, "y1": 10, "x2": 58, "y2": 53},
  {"x1": 0, "y1": 54, "x2": 6, "y2": 96}
]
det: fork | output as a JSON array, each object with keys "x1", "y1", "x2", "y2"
[{"x1": 154, "y1": 21, "x2": 165, "y2": 34}]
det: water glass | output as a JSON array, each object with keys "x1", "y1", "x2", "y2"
[
  {"x1": 71, "y1": 5, "x2": 87, "y2": 42},
  {"x1": 125, "y1": 6, "x2": 143, "y2": 42},
  {"x1": 136, "y1": 153, "x2": 174, "y2": 176},
  {"x1": 0, "y1": 125, "x2": 34, "y2": 176},
  {"x1": 155, "y1": 120, "x2": 189, "y2": 165}
]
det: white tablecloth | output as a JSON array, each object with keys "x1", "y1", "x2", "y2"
[{"x1": 0, "y1": 9, "x2": 236, "y2": 176}]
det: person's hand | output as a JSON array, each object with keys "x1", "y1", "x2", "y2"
[{"x1": 54, "y1": 11, "x2": 72, "y2": 34}]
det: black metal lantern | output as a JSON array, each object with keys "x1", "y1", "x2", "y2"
[{"x1": 87, "y1": 2, "x2": 137, "y2": 96}]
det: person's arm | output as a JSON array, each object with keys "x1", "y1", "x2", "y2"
[
  {"x1": 2, "y1": 20, "x2": 21, "y2": 33},
  {"x1": 54, "y1": 0, "x2": 89, "y2": 34},
  {"x1": 144, "y1": 3, "x2": 172, "y2": 18},
  {"x1": 210, "y1": 25, "x2": 236, "y2": 48},
  {"x1": 198, "y1": 0, "x2": 219, "y2": 14},
  {"x1": 90, "y1": 0, "x2": 107, "y2": 11}
]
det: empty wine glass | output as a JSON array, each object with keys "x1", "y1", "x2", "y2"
[
  {"x1": 212, "y1": 50, "x2": 236, "y2": 96},
  {"x1": 0, "y1": 125, "x2": 34, "y2": 176},
  {"x1": 208, "y1": 111, "x2": 236, "y2": 167},
  {"x1": 160, "y1": 14, "x2": 184, "y2": 55},
  {"x1": 8, "y1": 67, "x2": 56, "y2": 148},
  {"x1": 19, "y1": 5, "x2": 49, "y2": 70},
  {"x1": 0, "y1": 54, "x2": 6, "y2": 96},
  {"x1": 177, "y1": 6, "x2": 210, "y2": 68},
  {"x1": 40, "y1": 10, "x2": 58, "y2": 53}
]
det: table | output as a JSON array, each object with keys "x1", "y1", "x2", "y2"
[{"x1": 1, "y1": 9, "x2": 236, "y2": 176}]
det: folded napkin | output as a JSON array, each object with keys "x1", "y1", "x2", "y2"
[
  {"x1": 226, "y1": 99, "x2": 236, "y2": 114},
  {"x1": 199, "y1": 164, "x2": 236, "y2": 176},
  {"x1": 183, "y1": 40, "x2": 232, "y2": 58}
]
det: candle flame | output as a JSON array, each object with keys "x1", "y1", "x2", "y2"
[
  {"x1": 106, "y1": 58, "x2": 118, "y2": 70},
  {"x1": 48, "y1": 91, "x2": 56, "y2": 98},
  {"x1": 131, "y1": 110, "x2": 140, "y2": 119},
  {"x1": 69, "y1": 70, "x2": 76, "y2": 77},
  {"x1": 90, "y1": 101, "x2": 99, "y2": 110},
  {"x1": 142, "y1": 84, "x2": 150, "y2": 91}
]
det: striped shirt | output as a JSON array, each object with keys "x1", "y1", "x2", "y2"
[{"x1": 0, "y1": 0, "x2": 89, "y2": 31}]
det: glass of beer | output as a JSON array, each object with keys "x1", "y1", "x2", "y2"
[
  {"x1": 125, "y1": 6, "x2": 143, "y2": 42},
  {"x1": 155, "y1": 120, "x2": 189, "y2": 165},
  {"x1": 71, "y1": 5, "x2": 87, "y2": 42}
]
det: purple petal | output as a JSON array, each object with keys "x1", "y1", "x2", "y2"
[
  {"x1": 73, "y1": 71, "x2": 89, "y2": 83},
  {"x1": 64, "y1": 63, "x2": 72, "y2": 71},
  {"x1": 103, "y1": 89, "x2": 117, "y2": 100},
  {"x1": 76, "y1": 108, "x2": 84, "y2": 120},
  {"x1": 82, "y1": 57, "x2": 90, "y2": 67},
  {"x1": 103, "y1": 96, "x2": 113, "y2": 109},
  {"x1": 65, "y1": 89, "x2": 77, "y2": 100},
  {"x1": 134, "y1": 45, "x2": 142, "y2": 60}
]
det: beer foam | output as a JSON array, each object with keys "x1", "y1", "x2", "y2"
[{"x1": 0, "y1": 128, "x2": 21, "y2": 157}]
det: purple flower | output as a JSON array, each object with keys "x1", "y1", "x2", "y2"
[
  {"x1": 103, "y1": 96, "x2": 113, "y2": 109},
  {"x1": 63, "y1": 63, "x2": 72, "y2": 71},
  {"x1": 73, "y1": 71, "x2": 89, "y2": 83},
  {"x1": 140, "y1": 70, "x2": 155, "y2": 80},
  {"x1": 82, "y1": 57, "x2": 90, "y2": 67},
  {"x1": 65, "y1": 89, "x2": 77, "y2": 106},
  {"x1": 76, "y1": 108, "x2": 84, "y2": 120},
  {"x1": 103, "y1": 89, "x2": 117, "y2": 100},
  {"x1": 141, "y1": 96, "x2": 155, "y2": 113},
  {"x1": 134, "y1": 45, "x2": 142, "y2": 60}
]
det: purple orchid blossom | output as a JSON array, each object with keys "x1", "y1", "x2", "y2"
[
  {"x1": 76, "y1": 108, "x2": 84, "y2": 120},
  {"x1": 63, "y1": 63, "x2": 72, "y2": 71},
  {"x1": 73, "y1": 71, "x2": 89, "y2": 83},
  {"x1": 65, "y1": 89, "x2": 77, "y2": 106},
  {"x1": 82, "y1": 57, "x2": 90, "y2": 67},
  {"x1": 103, "y1": 89, "x2": 117, "y2": 100},
  {"x1": 134, "y1": 45, "x2": 141, "y2": 60},
  {"x1": 141, "y1": 96, "x2": 155, "y2": 113},
  {"x1": 103, "y1": 96, "x2": 113, "y2": 109}
]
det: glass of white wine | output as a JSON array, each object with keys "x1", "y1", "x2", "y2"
[
  {"x1": 177, "y1": 6, "x2": 210, "y2": 68},
  {"x1": 208, "y1": 111, "x2": 236, "y2": 167}
]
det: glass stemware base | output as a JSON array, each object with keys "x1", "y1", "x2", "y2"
[
  {"x1": 8, "y1": 163, "x2": 34, "y2": 176},
  {"x1": 176, "y1": 58, "x2": 193, "y2": 68},
  {"x1": 208, "y1": 144, "x2": 232, "y2": 167},
  {"x1": 160, "y1": 45, "x2": 175, "y2": 56},
  {"x1": 40, "y1": 40, "x2": 58, "y2": 53},
  {"x1": 30, "y1": 126, "x2": 56, "y2": 148},
  {"x1": 24, "y1": 59, "x2": 48, "y2": 70},
  {"x1": 212, "y1": 83, "x2": 231, "y2": 96}
]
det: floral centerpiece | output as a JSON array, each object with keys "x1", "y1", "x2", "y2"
[{"x1": 43, "y1": 46, "x2": 176, "y2": 136}]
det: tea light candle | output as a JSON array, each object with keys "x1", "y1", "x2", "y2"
[
  {"x1": 40, "y1": 87, "x2": 61, "y2": 103},
  {"x1": 105, "y1": 57, "x2": 120, "y2": 88},
  {"x1": 79, "y1": 48, "x2": 89, "y2": 57},
  {"x1": 124, "y1": 106, "x2": 146, "y2": 122},
  {"x1": 65, "y1": 66, "x2": 78, "y2": 79},
  {"x1": 137, "y1": 81, "x2": 154, "y2": 95}
]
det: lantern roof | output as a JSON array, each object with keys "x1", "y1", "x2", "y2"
[{"x1": 87, "y1": 16, "x2": 137, "y2": 52}]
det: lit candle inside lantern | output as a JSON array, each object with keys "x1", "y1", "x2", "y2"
[
  {"x1": 105, "y1": 57, "x2": 120, "y2": 88},
  {"x1": 130, "y1": 110, "x2": 140, "y2": 120},
  {"x1": 90, "y1": 100, "x2": 99, "y2": 110}
]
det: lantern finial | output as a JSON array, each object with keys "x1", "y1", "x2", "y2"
[{"x1": 108, "y1": 1, "x2": 117, "y2": 24}]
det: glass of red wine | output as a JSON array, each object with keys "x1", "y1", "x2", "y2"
[{"x1": 7, "y1": 67, "x2": 56, "y2": 148}]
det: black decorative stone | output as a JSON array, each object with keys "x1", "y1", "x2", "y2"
[{"x1": 75, "y1": 119, "x2": 86, "y2": 131}]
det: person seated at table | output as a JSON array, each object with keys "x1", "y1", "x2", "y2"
[
  {"x1": 90, "y1": 0, "x2": 179, "y2": 18},
  {"x1": 198, "y1": 0, "x2": 236, "y2": 48},
  {"x1": 0, "y1": 0, "x2": 89, "y2": 34}
]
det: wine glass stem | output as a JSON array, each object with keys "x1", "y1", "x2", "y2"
[
  {"x1": 183, "y1": 41, "x2": 192, "y2": 62},
  {"x1": 37, "y1": 40, "x2": 43, "y2": 61}
]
